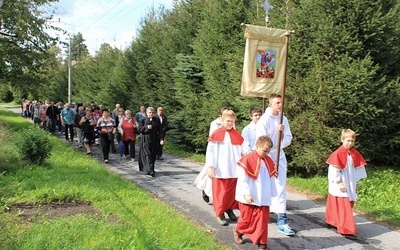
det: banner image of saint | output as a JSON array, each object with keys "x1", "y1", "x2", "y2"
[
  {"x1": 257, "y1": 49, "x2": 276, "y2": 78},
  {"x1": 241, "y1": 24, "x2": 289, "y2": 98}
]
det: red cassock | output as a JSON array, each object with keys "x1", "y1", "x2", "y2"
[
  {"x1": 325, "y1": 146, "x2": 366, "y2": 235},
  {"x1": 212, "y1": 178, "x2": 238, "y2": 216},
  {"x1": 325, "y1": 194, "x2": 356, "y2": 235},
  {"x1": 209, "y1": 127, "x2": 243, "y2": 217},
  {"x1": 236, "y1": 151, "x2": 276, "y2": 245}
]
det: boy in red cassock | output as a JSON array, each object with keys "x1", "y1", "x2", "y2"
[
  {"x1": 234, "y1": 135, "x2": 277, "y2": 250},
  {"x1": 206, "y1": 109, "x2": 243, "y2": 226},
  {"x1": 325, "y1": 129, "x2": 367, "y2": 239}
]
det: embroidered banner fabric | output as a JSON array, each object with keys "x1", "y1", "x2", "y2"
[{"x1": 241, "y1": 24, "x2": 288, "y2": 98}]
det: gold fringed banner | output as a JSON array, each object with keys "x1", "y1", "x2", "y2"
[{"x1": 241, "y1": 24, "x2": 288, "y2": 98}]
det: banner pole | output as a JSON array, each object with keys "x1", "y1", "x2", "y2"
[{"x1": 275, "y1": 31, "x2": 290, "y2": 174}]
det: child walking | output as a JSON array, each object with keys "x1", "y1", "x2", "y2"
[
  {"x1": 206, "y1": 109, "x2": 243, "y2": 226},
  {"x1": 325, "y1": 129, "x2": 367, "y2": 239},
  {"x1": 241, "y1": 107, "x2": 262, "y2": 154},
  {"x1": 234, "y1": 136, "x2": 277, "y2": 250}
]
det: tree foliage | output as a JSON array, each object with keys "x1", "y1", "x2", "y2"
[
  {"x1": 285, "y1": 0, "x2": 400, "y2": 175},
  {"x1": 0, "y1": 0, "x2": 62, "y2": 99}
]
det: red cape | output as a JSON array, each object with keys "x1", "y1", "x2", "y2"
[
  {"x1": 237, "y1": 151, "x2": 277, "y2": 180},
  {"x1": 209, "y1": 127, "x2": 244, "y2": 145},
  {"x1": 326, "y1": 146, "x2": 366, "y2": 169}
]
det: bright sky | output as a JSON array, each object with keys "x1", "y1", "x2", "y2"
[{"x1": 50, "y1": 0, "x2": 174, "y2": 55}]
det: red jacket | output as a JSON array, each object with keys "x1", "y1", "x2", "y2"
[{"x1": 121, "y1": 117, "x2": 137, "y2": 141}]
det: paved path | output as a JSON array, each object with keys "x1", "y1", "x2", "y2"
[{"x1": 3, "y1": 105, "x2": 399, "y2": 249}]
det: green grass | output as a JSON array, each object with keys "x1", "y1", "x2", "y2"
[{"x1": 0, "y1": 108, "x2": 226, "y2": 250}]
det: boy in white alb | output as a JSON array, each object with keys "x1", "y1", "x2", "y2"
[
  {"x1": 242, "y1": 107, "x2": 262, "y2": 154},
  {"x1": 325, "y1": 129, "x2": 367, "y2": 239},
  {"x1": 255, "y1": 94, "x2": 294, "y2": 236},
  {"x1": 234, "y1": 136, "x2": 277, "y2": 250},
  {"x1": 206, "y1": 109, "x2": 243, "y2": 226},
  {"x1": 195, "y1": 107, "x2": 232, "y2": 204}
]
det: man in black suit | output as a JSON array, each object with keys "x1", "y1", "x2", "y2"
[
  {"x1": 155, "y1": 106, "x2": 168, "y2": 160},
  {"x1": 137, "y1": 107, "x2": 165, "y2": 177}
]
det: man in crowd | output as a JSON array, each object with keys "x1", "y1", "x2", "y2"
[
  {"x1": 155, "y1": 106, "x2": 168, "y2": 160},
  {"x1": 45, "y1": 101, "x2": 60, "y2": 133},
  {"x1": 60, "y1": 103, "x2": 75, "y2": 142}
]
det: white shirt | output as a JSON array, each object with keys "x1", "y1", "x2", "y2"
[
  {"x1": 235, "y1": 160, "x2": 277, "y2": 206},
  {"x1": 256, "y1": 107, "x2": 292, "y2": 162},
  {"x1": 209, "y1": 118, "x2": 222, "y2": 135},
  {"x1": 328, "y1": 155, "x2": 367, "y2": 201},
  {"x1": 205, "y1": 132, "x2": 242, "y2": 178},
  {"x1": 241, "y1": 121, "x2": 257, "y2": 154}
]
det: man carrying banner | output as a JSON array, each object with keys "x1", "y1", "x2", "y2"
[{"x1": 256, "y1": 93, "x2": 294, "y2": 236}]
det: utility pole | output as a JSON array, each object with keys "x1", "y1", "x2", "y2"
[{"x1": 68, "y1": 36, "x2": 72, "y2": 104}]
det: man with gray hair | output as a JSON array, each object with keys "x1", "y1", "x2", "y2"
[
  {"x1": 137, "y1": 107, "x2": 165, "y2": 177},
  {"x1": 60, "y1": 103, "x2": 76, "y2": 142},
  {"x1": 112, "y1": 103, "x2": 121, "y2": 119}
]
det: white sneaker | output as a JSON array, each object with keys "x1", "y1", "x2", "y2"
[{"x1": 278, "y1": 224, "x2": 295, "y2": 236}]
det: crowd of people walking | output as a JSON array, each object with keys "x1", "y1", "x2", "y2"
[{"x1": 21, "y1": 99, "x2": 168, "y2": 174}]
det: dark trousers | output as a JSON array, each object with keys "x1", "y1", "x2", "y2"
[
  {"x1": 48, "y1": 118, "x2": 56, "y2": 132},
  {"x1": 123, "y1": 139, "x2": 136, "y2": 159},
  {"x1": 64, "y1": 124, "x2": 74, "y2": 141},
  {"x1": 157, "y1": 142, "x2": 163, "y2": 158},
  {"x1": 100, "y1": 133, "x2": 113, "y2": 160}
]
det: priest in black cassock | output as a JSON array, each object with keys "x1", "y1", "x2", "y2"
[{"x1": 137, "y1": 107, "x2": 165, "y2": 177}]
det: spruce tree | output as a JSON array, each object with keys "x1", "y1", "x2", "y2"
[{"x1": 284, "y1": 0, "x2": 400, "y2": 174}]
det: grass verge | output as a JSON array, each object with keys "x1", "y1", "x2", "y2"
[{"x1": 0, "y1": 107, "x2": 226, "y2": 250}]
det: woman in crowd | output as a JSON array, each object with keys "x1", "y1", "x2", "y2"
[
  {"x1": 115, "y1": 108, "x2": 125, "y2": 144},
  {"x1": 80, "y1": 109, "x2": 97, "y2": 155},
  {"x1": 118, "y1": 110, "x2": 137, "y2": 161},
  {"x1": 96, "y1": 108, "x2": 116, "y2": 163}
]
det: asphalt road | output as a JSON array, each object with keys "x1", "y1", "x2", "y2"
[{"x1": 4, "y1": 105, "x2": 399, "y2": 250}]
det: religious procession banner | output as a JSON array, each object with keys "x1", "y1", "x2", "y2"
[{"x1": 241, "y1": 24, "x2": 289, "y2": 98}]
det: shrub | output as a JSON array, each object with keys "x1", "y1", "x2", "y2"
[{"x1": 18, "y1": 128, "x2": 53, "y2": 165}]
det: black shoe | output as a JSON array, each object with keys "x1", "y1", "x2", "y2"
[
  {"x1": 150, "y1": 171, "x2": 155, "y2": 177},
  {"x1": 202, "y1": 190, "x2": 210, "y2": 203},
  {"x1": 326, "y1": 223, "x2": 337, "y2": 229},
  {"x1": 226, "y1": 209, "x2": 237, "y2": 221},
  {"x1": 342, "y1": 234, "x2": 357, "y2": 240}
]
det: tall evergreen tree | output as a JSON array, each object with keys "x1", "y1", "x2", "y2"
[{"x1": 283, "y1": 0, "x2": 400, "y2": 174}]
